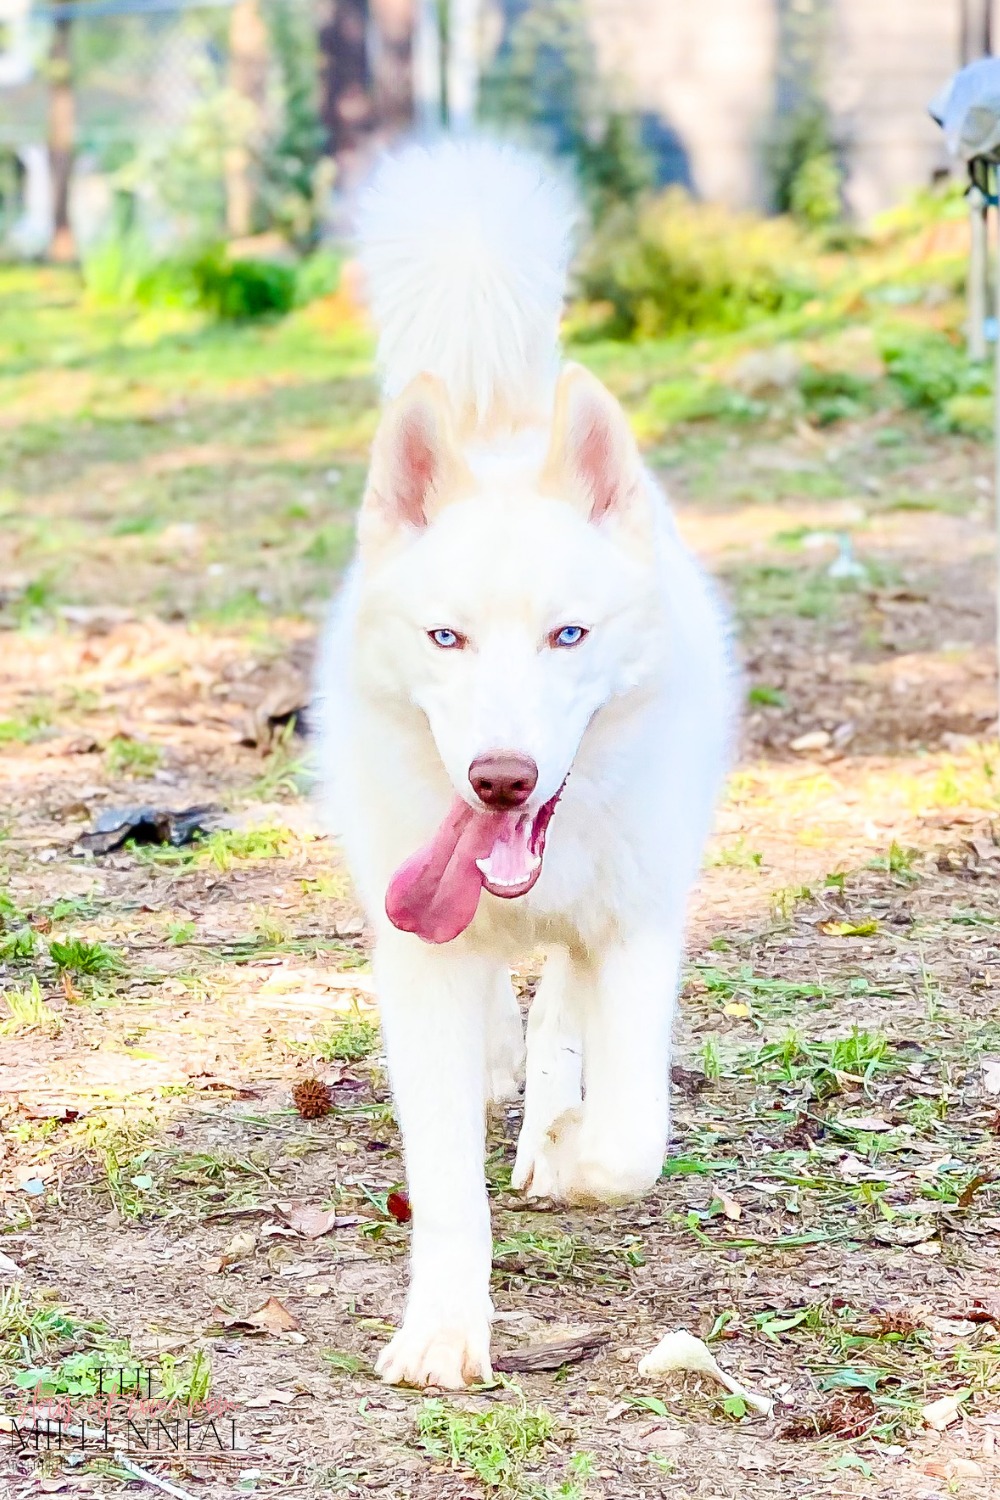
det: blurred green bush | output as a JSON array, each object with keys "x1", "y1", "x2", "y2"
[
  {"x1": 82, "y1": 233, "x2": 340, "y2": 322},
  {"x1": 575, "y1": 189, "x2": 816, "y2": 339},
  {"x1": 880, "y1": 329, "x2": 992, "y2": 434}
]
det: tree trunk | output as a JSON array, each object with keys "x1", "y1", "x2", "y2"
[
  {"x1": 317, "y1": 0, "x2": 373, "y2": 189},
  {"x1": 47, "y1": 1, "x2": 75, "y2": 263},
  {"x1": 225, "y1": 0, "x2": 270, "y2": 239},
  {"x1": 446, "y1": 0, "x2": 480, "y2": 132},
  {"x1": 413, "y1": 0, "x2": 443, "y2": 129},
  {"x1": 370, "y1": 0, "x2": 415, "y2": 141}
]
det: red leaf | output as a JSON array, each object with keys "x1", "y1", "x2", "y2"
[{"x1": 386, "y1": 1190, "x2": 411, "y2": 1224}]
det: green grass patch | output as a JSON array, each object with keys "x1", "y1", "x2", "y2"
[
  {"x1": 491, "y1": 1230, "x2": 641, "y2": 1289},
  {"x1": 49, "y1": 936, "x2": 124, "y2": 977},
  {"x1": 725, "y1": 563, "x2": 869, "y2": 621},
  {"x1": 308, "y1": 1014, "x2": 380, "y2": 1063},
  {"x1": 105, "y1": 736, "x2": 163, "y2": 777},
  {"x1": 0, "y1": 978, "x2": 60, "y2": 1037},
  {"x1": 416, "y1": 1384, "x2": 555, "y2": 1493}
]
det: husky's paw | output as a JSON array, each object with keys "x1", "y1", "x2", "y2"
[
  {"x1": 376, "y1": 1315, "x2": 493, "y2": 1390},
  {"x1": 513, "y1": 1107, "x2": 660, "y2": 1207}
]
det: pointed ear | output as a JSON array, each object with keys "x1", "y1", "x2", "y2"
[
  {"x1": 361, "y1": 375, "x2": 474, "y2": 547},
  {"x1": 539, "y1": 363, "x2": 644, "y2": 524}
]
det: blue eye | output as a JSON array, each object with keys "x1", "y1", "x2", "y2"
[
  {"x1": 429, "y1": 628, "x2": 465, "y2": 649},
  {"x1": 550, "y1": 625, "x2": 588, "y2": 649}
]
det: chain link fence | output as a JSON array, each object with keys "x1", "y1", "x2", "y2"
[{"x1": 0, "y1": 0, "x2": 326, "y2": 255}]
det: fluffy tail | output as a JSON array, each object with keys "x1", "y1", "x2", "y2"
[{"x1": 356, "y1": 139, "x2": 577, "y2": 432}]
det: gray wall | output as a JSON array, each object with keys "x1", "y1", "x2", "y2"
[{"x1": 588, "y1": 0, "x2": 981, "y2": 219}]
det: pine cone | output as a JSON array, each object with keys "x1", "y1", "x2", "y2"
[{"x1": 292, "y1": 1076, "x2": 333, "y2": 1119}]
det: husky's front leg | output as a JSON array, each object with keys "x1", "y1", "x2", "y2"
[
  {"x1": 520, "y1": 928, "x2": 680, "y2": 1206},
  {"x1": 374, "y1": 931, "x2": 494, "y2": 1389}
]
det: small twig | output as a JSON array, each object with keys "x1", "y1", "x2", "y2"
[{"x1": 114, "y1": 1452, "x2": 199, "y2": 1500}]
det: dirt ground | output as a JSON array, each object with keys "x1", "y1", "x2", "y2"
[{"x1": 1, "y1": 277, "x2": 999, "y2": 1500}]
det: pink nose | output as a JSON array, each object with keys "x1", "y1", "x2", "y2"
[{"x1": 469, "y1": 752, "x2": 538, "y2": 810}]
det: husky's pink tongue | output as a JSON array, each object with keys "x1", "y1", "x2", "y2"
[{"x1": 385, "y1": 796, "x2": 535, "y2": 944}]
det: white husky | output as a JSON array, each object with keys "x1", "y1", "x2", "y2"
[{"x1": 317, "y1": 140, "x2": 732, "y2": 1390}]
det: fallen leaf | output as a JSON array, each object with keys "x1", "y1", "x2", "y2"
[
  {"x1": 779, "y1": 1392, "x2": 876, "y2": 1441},
  {"x1": 206, "y1": 1229, "x2": 258, "y2": 1273},
  {"x1": 209, "y1": 1297, "x2": 299, "y2": 1335},
  {"x1": 243, "y1": 674, "x2": 310, "y2": 750},
  {"x1": 819, "y1": 919, "x2": 879, "y2": 937},
  {"x1": 278, "y1": 1202, "x2": 351, "y2": 1239},
  {"x1": 869, "y1": 1212, "x2": 941, "y2": 1248},
  {"x1": 245, "y1": 1387, "x2": 299, "y2": 1409},
  {"x1": 0, "y1": 1251, "x2": 22, "y2": 1277},
  {"x1": 19, "y1": 1099, "x2": 85, "y2": 1122},
  {"x1": 929, "y1": 1317, "x2": 979, "y2": 1338},
  {"x1": 921, "y1": 1457, "x2": 983, "y2": 1480},
  {"x1": 723, "y1": 1002, "x2": 751, "y2": 1019},
  {"x1": 626, "y1": 1423, "x2": 689, "y2": 1452},
  {"x1": 493, "y1": 1330, "x2": 608, "y2": 1373},
  {"x1": 790, "y1": 730, "x2": 831, "y2": 753},
  {"x1": 959, "y1": 1299, "x2": 1000, "y2": 1325},
  {"x1": 386, "y1": 1190, "x2": 412, "y2": 1224},
  {"x1": 715, "y1": 1190, "x2": 742, "y2": 1221},
  {"x1": 921, "y1": 1390, "x2": 970, "y2": 1430},
  {"x1": 838, "y1": 1115, "x2": 893, "y2": 1133},
  {"x1": 278, "y1": 1261, "x2": 324, "y2": 1279}
]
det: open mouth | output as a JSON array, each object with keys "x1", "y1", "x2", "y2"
[
  {"x1": 474, "y1": 790, "x2": 560, "y2": 897},
  {"x1": 385, "y1": 781, "x2": 566, "y2": 944}
]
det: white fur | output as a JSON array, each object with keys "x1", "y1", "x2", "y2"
[
  {"x1": 316, "y1": 140, "x2": 734, "y2": 1389},
  {"x1": 356, "y1": 140, "x2": 577, "y2": 429}
]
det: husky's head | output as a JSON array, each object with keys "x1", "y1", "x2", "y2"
[{"x1": 354, "y1": 364, "x2": 665, "y2": 942}]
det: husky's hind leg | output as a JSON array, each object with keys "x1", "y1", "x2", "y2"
[
  {"x1": 514, "y1": 928, "x2": 680, "y2": 1206},
  {"x1": 486, "y1": 971, "x2": 525, "y2": 1105},
  {"x1": 511, "y1": 947, "x2": 584, "y2": 1196},
  {"x1": 374, "y1": 931, "x2": 496, "y2": 1389}
]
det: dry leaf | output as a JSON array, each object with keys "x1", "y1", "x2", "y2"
[
  {"x1": 715, "y1": 1190, "x2": 742, "y2": 1221},
  {"x1": 206, "y1": 1229, "x2": 257, "y2": 1273},
  {"x1": 921, "y1": 1457, "x2": 983, "y2": 1480},
  {"x1": 246, "y1": 1387, "x2": 299, "y2": 1409},
  {"x1": 626, "y1": 1423, "x2": 689, "y2": 1451},
  {"x1": 20, "y1": 1099, "x2": 85, "y2": 1122},
  {"x1": 209, "y1": 1297, "x2": 299, "y2": 1335},
  {"x1": 838, "y1": 1115, "x2": 892, "y2": 1133},
  {"x1": 279, "y1": 1203, "x2": 342, "y2": 1239},
  {"x1": 278, "y1": 1261, "x2": 324, "y2": 1279},
  {"x1": 921, "y1": 1390, "x2": 969, "y2": 1430},
  {"x1": 0, "y1": 1250, "x2": 22, "y2": 1277},
  {"x1": 790, "y1": 730, "x2": 831, "y2": 752}
]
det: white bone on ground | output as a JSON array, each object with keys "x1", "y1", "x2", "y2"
[{"x1": 637, "y1": 1330, "x2": 773, "y2": 1416}]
